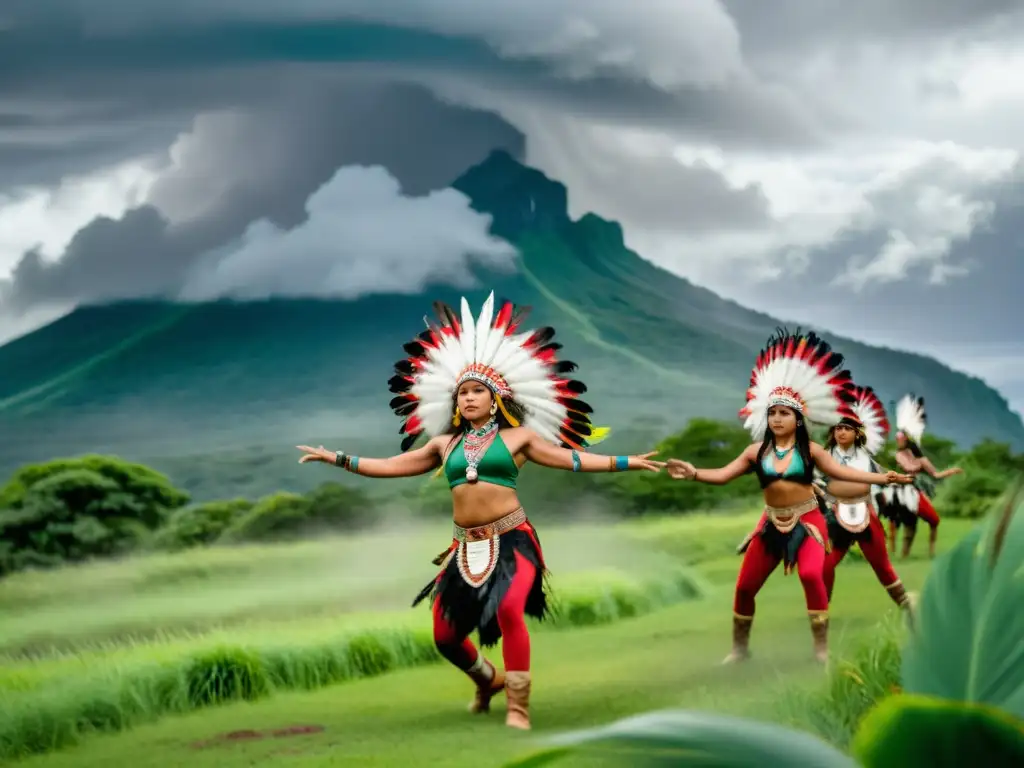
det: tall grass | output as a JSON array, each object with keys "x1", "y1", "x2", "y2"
[
  {"x1": 0, "y1": 567, "x2": 704, "y2": 761},
  {"x1": 780, "y1": 610, "x2": 907, "y2": 749}
]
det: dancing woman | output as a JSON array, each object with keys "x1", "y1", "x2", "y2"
[
  {"x1": 296, "y1": 292, "x2": 662, "y2": 730},
  {"x1": 665, "y1": 329, "x2": 911, "y2": 663},
  {"x1": 879, "y1": 394, "x2": 963, "y2": 559},
  {"x1": 816, "y1": 386, "x2": 911, "y2": 613}
]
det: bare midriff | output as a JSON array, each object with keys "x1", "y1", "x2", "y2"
[
  {"x1": 762, "y1": 480, "x2": 816, "y2": 510},
  {"x1": 826, "y1": 479, "x2": 871, "y2": 500},
  {"x1": 451, "y1": 480, "x2": 525, "y2": 528}
]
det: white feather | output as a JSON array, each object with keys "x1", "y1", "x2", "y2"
[{"x1": 895, "y1": 394, "x2": 926, "y2": 443}]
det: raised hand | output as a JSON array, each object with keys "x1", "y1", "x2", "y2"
[
  {"x1": 296, "y1": 445, "x2": 335, "y2": 464},
  {"x1": 629, "y1": 451, "x2": 666, "y2": 472},
  {"x1": 666, "y1": 458, "x2": 697, "y2": 480}
]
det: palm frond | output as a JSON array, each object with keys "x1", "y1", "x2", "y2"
[
  {"x1": 899, "y1": 476, "x2": 1024, "y2": 717},
  {"x1": 502, "y1": 710, "x2": 857, "y2": 767}
]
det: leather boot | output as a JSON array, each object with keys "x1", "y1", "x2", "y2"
[
  {"x1": 809, "y1": 612, "x2": 829, "y2": 663},
  {"x1": 723, "y1": 614, "x2": 753, "y2": 664},
  {"x1": 466, "y1": 655, "x2": 505, "y2": 714},
  {"x1": 505, "y1": 671, "x2": 531, "y2": 730}
]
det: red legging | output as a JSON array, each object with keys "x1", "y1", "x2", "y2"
[
  {"x1": 823, "y1": 512, "x2": 900, "y2": 601},
  {"x1": 733, "y1": 510, "x2": 829, "y2": 616},
  {"x1": 432, "y1": 550, "x2": 536, "y2": 672},
  {"x1": 916, "y1": 493, "x2": 940, "y2": 528}
]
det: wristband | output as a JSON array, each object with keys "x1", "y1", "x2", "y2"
[
  {"x1": 334, "y1": 451, "x2": 346, "y2": 467},
  {"x1": 571, "y1": 449, "x2": 581, "y2": 472},
  {"x1": 349, "y1": 456, "x2": 360, "y2": 474},
  {"x1": 615, "y1": 455, "x2": 629, "y2": 472}
]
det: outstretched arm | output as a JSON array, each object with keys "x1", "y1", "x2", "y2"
[
  {"x1": 296, "y1": 439, "x2": 441, "y2": 478},
  {"x1": 667, "y1": 444, "x2": 758, "y2": 485},
  {"x1": 520, "y1": 429, "x2": 664, "y2": 473},
  {"x1": 919, "y1": 456, "x2": 963, "y2": 479},
  {"x1": 812, "y1": 444, "x2": 910, "y2": 485}
]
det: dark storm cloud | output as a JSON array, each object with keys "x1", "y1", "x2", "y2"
[
  {"x1": 0, "y1": 7, "x2": 832, "y2": 196},
  {"x1": 0, "y1": 81, "x2": 525, "y2": 310}
]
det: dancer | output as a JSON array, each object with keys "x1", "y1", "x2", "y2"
[
  {"x1": 816, "y1": 386, "x2": 911, "y2": 614},
  {"x1": 665, "y1": 329, "x2": 911, "y2": 663},
  {"x1": 879, "y1": 394, "x2": 963, "y2": 559},
  {"x1": 296, "y1": 292, "x2": 663, "y2": 730}
]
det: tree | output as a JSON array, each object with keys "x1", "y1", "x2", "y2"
[
  {"x1": 601, "y1": 418, "x2": 758, "y2": 515},
  {"x1": 218, "y1": 482, "x2": 374, "y2": 543},
  {"x1": 0, "y1": 456, "x2": 189, "y2": 576}
]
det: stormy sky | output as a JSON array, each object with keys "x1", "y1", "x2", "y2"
[{"x1": 0, "y1": 1, "x2": 1022, "y2": 413}]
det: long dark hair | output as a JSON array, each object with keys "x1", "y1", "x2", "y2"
[
  {"x1": 825, "y1": 418, "x2": 866, "y2": 452},
  {"x1": 903, "y1": 436, "x2": 924, "y2": 458},
  {"x1": 757, "y1": 410, "x2": 813, "y2": 469}
]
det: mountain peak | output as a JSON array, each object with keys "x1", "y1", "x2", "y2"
[{"x1": 452, "y1": 149, "x2": 570, "y2": 240}]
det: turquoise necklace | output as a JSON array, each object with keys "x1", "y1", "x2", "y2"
[{"x1": 773, "y1": 444, "x2": 794, "y2": 459}]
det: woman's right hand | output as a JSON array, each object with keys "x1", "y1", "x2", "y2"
[
  {"x1": 666, "y1": 458, "x2": 697, "y2": 480},
  {"x1": 296, "y1": 445, "x2": 335, "y2": 464}
]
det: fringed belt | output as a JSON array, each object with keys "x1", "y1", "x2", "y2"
[
  {"x1": 765, "y1": 497, "x2": 819, "y2": 534},
  {"x1": 453, "y1": 507, "x2": 527, "y2": 543}
]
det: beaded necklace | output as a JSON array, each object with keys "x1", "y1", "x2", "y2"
[{"x1": 463, "y1": 418, "x2": 499, "y2": 483}]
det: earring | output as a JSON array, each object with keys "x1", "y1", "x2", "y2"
[
  {"x1": 489, "y1": 401, "x2": 498, "y2": 416},
  {"x1": 452, "y1": 408, "x2": 461, "y2": 426}
]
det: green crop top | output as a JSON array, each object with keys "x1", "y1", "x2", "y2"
[{"x1": 444, "y1": 434, "x2": 520, "y2": 489}]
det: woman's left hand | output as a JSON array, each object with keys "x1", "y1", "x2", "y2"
[
  {"x1": 628, "y1": 452, "x2": 666, "y2": 472},
  {"x1": 296, "y1": 445, "x2": 335, "y2": 464},
  {"x1": 886, "y1": 470, "x2": 914, "y2": 484}
]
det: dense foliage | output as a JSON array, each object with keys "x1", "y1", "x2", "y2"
[{"x1": 0, "y1": 421, "x2": 1021, "y2": 577}]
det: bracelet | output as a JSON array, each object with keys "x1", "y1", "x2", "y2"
[
  {"x1": 334, "y1": 451, "x2": 346, "y2": 467},
  {"x1": 614, "y1": 455, "x2": 629, "y2": 472},
  {"x1": 571, "y1": 449, "x2": 581, "y2": 472},
  {"x1": 349, "y1": 456, "x2": 360, "y2": 474},
  {"x1": 608, "y1": 455, "x2": 615, "y2": 471}
]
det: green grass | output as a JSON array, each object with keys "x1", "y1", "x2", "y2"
[{"x1": 0, "y1": 513, "x2": 976, "y2": 766}]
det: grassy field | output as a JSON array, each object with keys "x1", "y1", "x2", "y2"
[{"x1": 0, "y1": 510, "x2": 974, "y2": 767}]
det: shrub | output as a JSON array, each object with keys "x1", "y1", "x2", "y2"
[
  {"x1": 150, "y1": 498, "x2": 254, "y2": 551},
  {"x1": 218, "y1": 483, "x2": 374, "y2": 543},
  {"x1": 0, "y1": 457, "x2": 189, "y2": 576},
  {"x1": 0, "y1": 567, "x2": 704, "y2": 760}
]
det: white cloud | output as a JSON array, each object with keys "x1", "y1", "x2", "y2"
[
  {"x1": 0, "y1": 160, "x2": 159, "y2": 277},
  {"x1": 179, "y1": 164, "x2": 517, "y2": 301}
]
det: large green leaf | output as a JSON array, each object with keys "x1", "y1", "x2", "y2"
[
  {"x1": 900, "y1": 477, "x2": 1024, "y2": 717},
  {"x1": 501, "y1": 710, "x2": 857, "y2": 767},
  {"x1": 852, "y1": 693, "x2": 1024, "y2": 767}
]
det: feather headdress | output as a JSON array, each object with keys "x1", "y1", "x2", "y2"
[
  {"x1": 894, "y1": 393, "x2": 927, "y2": 444},
  {"x1": 841, "y1": 385, "x2": 890, "y2": 455},
  {"x1": 739, "y1": 327, "x2": 855, "y2": 440},
  {"x1": 388, "y1": 291, "x2": 604, "y2": 451}
]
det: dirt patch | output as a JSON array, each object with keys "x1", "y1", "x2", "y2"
[
  {"x1": 271, "y1": 725, "x2": 324, "y2": 737},
  {"x1": 190, "y1": 724, "x2": 324, "y2": 749}
]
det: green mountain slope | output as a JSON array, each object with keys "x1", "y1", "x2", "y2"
[{"x1": 0, "y1": 150, "x2": 1019, "y2": 499}]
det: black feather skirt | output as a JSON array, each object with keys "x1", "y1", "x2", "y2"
[
  {"x1": 875, "y1": 492, "x2": 918, "y2": 530},
  {"x1": 412, "y1": 525, "x2": 548, "y2": 647}
]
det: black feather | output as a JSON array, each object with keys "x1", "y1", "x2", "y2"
[
  {"x1": 553, "y1": 360, "x2": 577, "y2": 374},
  {"x1": 391, "y1": 400, "x2": 417, "y2": 416},
  {"x1": 393, "y1": 359, "x2": 415, "y2": 376},
  {"x1": 528, "y1": 327, "x2": 555, "y2": 346},
  {"x1": 388, "y1": 375, "x2": 412, "y2": 393},
  {"x1": 401, "y1": 434, "x2": 418, "y2": 452},
  {"x1": 560, "y1": 397, "x2": 593, "y2": 414},
  {"x1": 562, "y1": 379, "x2": 587, "y2": 394},
  {"x1": 537, "y1": 342, "x2": 562, "y2": 355},
  {"x1": 404, "y1": 340, "x2": 425, "y2": 356}
]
